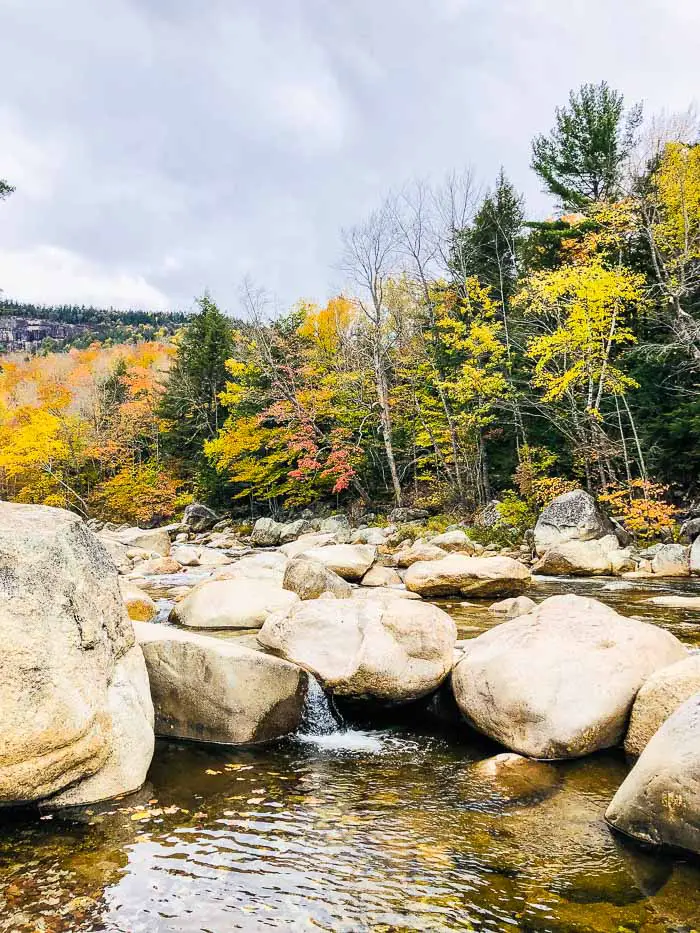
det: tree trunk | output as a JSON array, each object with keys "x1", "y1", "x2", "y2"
[{"x1": 373, "y1": 344, "x2": 402, "y2": 506}]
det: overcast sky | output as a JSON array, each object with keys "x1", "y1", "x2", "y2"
[{"x1": 0, "y1": 0, "x2": 698, "y2": 314}]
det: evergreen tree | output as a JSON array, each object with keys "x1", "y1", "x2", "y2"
[
  {"x1": 159, "y1": 295, "x2": 235, "y2": 500},
  {"x1": 452, "y1": 169, "x2": 524, "y2": 309},
  {"x1": 531, "y1": 81, "x2": 642, "y2": 210}
]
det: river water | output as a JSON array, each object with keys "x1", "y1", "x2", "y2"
[{"x1": 2, "y1": 574, "x2": 700, "y2": 932}]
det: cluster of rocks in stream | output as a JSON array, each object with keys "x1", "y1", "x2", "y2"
[{"x1": 1, "y1": 493, "x2": 700, "y2": 864}]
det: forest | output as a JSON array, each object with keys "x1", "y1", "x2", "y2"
[
  {"x1": 0, "y1": 300, "x2": 190, "y2": 352},
  {"x1": 1, "y1": 82, "x2": 698, "y2": 538}
]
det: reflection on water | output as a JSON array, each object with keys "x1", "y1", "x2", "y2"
[
  {"x1": 446, "y1": 573, "x2": 700, "y2": 648},
  {"x1": 1, "y1": 574, "x2": 699, "y2": 931}
]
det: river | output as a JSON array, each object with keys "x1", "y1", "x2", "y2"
[{"x1": 1, "y1": 574, "x2": 699, "y2": 932}]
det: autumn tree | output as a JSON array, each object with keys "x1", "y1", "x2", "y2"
[
  {"x1": 159, "y1": 295, "x2": 235, "y2": 499},
  {"x1": 515, "y1": 255, "x2": 647, "y2": 488},
  {"x1": 341, "y1": 202, "x2": 404, "y2": 505}
]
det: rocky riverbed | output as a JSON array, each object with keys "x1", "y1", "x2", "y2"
[{"x1": 2, "y1": 496, "x2": 700, "y2": 932}]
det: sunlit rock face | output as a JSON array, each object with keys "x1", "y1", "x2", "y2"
[
  {"x1": 624, "y1": 654, "x2": 700, "y2": 756},
  {"x1": 259, "y1": 595, "x2": 457, "y2": 703},
  {"x1": 404, "y1": 554, "x2": 531, "y2": 598},
  {"x1": 607, "y1": 693, "x2": 700, "y2": 856},
  {"x1": 534, "y1": 489, "x2": 614, "y2": 555},
  {"x1": 0, "y1": 502, "x2": 154, "y2": 806},
  {"x1": 452, "y1": 594, "x2": 687, "y2": 759},
  {"x1": 135, "y1": 621, "x2": 307, "y2": 744}
]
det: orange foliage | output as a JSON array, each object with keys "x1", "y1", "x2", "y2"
[
  {"x1": 0, "y1": 342, "x2": 181, "y2": 521},
  {"x1": 599, "y1": 480, "x2": 680, "y2": 543}
]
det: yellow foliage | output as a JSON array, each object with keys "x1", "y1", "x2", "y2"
[
  {"x1": 599, "y1": 480, "x2": 680, "y2": 544},
  {"x1": 648, "y1": 141, "x2": 700, "y2": 289},
  {"x1": 515, "y1": 258, "x2": 645, "y2": 409},
  {"x1": 91, "y1": 464, "x2": 190, "y2": 525}
]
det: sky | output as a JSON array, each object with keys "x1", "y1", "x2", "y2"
[{"x1": 0, "y1": 0, "x2": 698, "y2": 314}]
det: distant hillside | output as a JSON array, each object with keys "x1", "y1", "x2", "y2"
[{"x1": 0, "y1": 300, "x2": 191, "y2": 353}]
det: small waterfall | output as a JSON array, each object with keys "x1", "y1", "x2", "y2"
[
  {"x1": 297, "y1": 675, "x2": 384, "y2": 752},
  {"x1": 300, "y1": 675, "x2": 342, "y2": 735}
]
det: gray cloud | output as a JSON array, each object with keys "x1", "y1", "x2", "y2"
[{"x1": 0, "y1": 0, "x2": 698, "y2": 311}]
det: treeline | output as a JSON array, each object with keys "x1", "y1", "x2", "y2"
[
  {"x1": 0, "y1": 300, "x2": 190, "y2": 351},
  {"x1": 1, "y1": 82, "x2": 699, "y2": 538},
  {"x1": 156, "y1": 83, "x2": 699, "y2": 537}
]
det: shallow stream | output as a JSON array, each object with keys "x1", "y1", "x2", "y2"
[{"x1": 2, "y1": 574, "x2": 700, "y2": 932}]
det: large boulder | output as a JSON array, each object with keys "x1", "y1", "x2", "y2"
[
  {"x1": 171, "y1": 544, "x2": 200, "y2": 566},
  {"x1": 0, "y1": 503, "x2": 154, "y2": 806},
  {"x1": 360, "y1": 564, "x2": 403, "y2": 587},
  {"x1": 296, "y1": 544, "x2": 376, "y2": 581},
  {"x1": 250, "y1": 517, "x2": 284, "y2": 547},
  {"x1": 394, "y1": 541, "x2": 447, "y2": 568},
  {"x1": 135, "y1": 622, "x2": 306, "y2": 744},
  {"x1": 533, "y1": 535, "x2": 620, "y2": 576},
  {"x1": 219, "y1": 551, "x2": 289, "y2": 583},
  {"x1": 680, "y1": 516, "x2": 700, "y2": 543},
  {"x1": 624, "y1": 655, "x2": 700, "y2": 756},
  {"x1": 283, "y1": 557, "x2": 353, "y2": 600},
  {"x1": 349, "y1": 527, "x2": 388, "y2": 546},
  {"x1": 534, "y1": 489, "x2": 613, "y2": 556},
  {"x1": 50, "y1": 645, "x2": 155, "y2": 807},
  {"x1": 606, "y1": 693, "x2": 700, "y2": 855},
  {"x1": 259, "y1": 595, "x2": 457, "y2": 703},
  {"x1": 196, "y1": 546, "x2": 232, "y2": 567},
  {"x1": 99, "y1": 536, "x2": 133, "y2": 573},
  {"x1": 404, "y1": 554, "x2": 531, "y2": 598},
  {"x1": 280, "y1": 532, "x2": 337, "y2": 558},
  {"x1": 651, "y1": 543, "x2": 690, "y2": 577},
  {"x1": 452, "y1": 594, "x2": 686, "y2": 759},
  {"x1": 106, "y1": 526, "x2": 171, "y2": 557},
  {"x1": 278, "y1": 519, "x2": 315, "y2": 544},
  {"x1": 169, "y1": 578, "x2": 299, "y2": 629},
  {"x1": 183, "y1": 502, "x2": 219, "y2": 533},
  {"x1": 489, "y1": 595, "x2": 536, "y2": 619},
  {"x1": 474, "y1": 500, "x2": 502, "y2": 528},
  {"x1": 428, "y1": 530, "x2": 479, "y2": 553}
]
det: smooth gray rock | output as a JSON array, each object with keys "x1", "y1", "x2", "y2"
[
  {"x1": 283, "y1": 557, "x2": 353, "y2": 600},
  {"x1": 489, "y1": 595, "x2": 536, "y2": 618},
  {"x1": 651, "y1": 543, "x2": 690, "y2": 577},
  {"x1": 404, "y1": 554, "x2": 531, "y2": 598},
  {"x1": 533, "y1": 535, "x2": 621, "y2": 576},
  {"x1": 250, "y1": 517, "x2": 283, "y2": 547},
  {"x1": 135, "y1": 622, "x2": 307, "y2": 745},
  {"x1": 0, "y1": 503, "x2": 154, "y2": 806},
  {"x1": 625, "y1": 655, "x2": 700, "y2": 756},
  {"x1": 259, "y1": 595, "x2": 456, "y2": 703},
  {"x1": 452, "y1": 594, "x2": 686, "y2": 759},
  {"x1": 170, "y1": 578, "x2": 299, "y2": 629},
  {"x1": 607, "y1": 693, "x2": 700, "y2": 855},
  {"x1": 183, "y1": 502, "x2": 220, "y2": 533},
  {"x1": 534, "y1": 489, "x2": 613, "y2": 556},
  {"x1": 279, "y1": 519, "x2": 315, "y2": 544},
  {"x1": 106, "y1": 526, "x2": 171, "y2": 557},
  {"x1": 295, "y1": 544, "x2": 376, "y2": 581}
]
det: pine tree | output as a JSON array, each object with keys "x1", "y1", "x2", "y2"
[
  {"x1": 452, "y1": 169, "x2": 524, "y2": 309},
  {"x1": 159, "y1": 295, "x2": 235, "y2": 499},
  {"x1": 531, "y1": 81, "x2": 641, "y2": 210}
]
